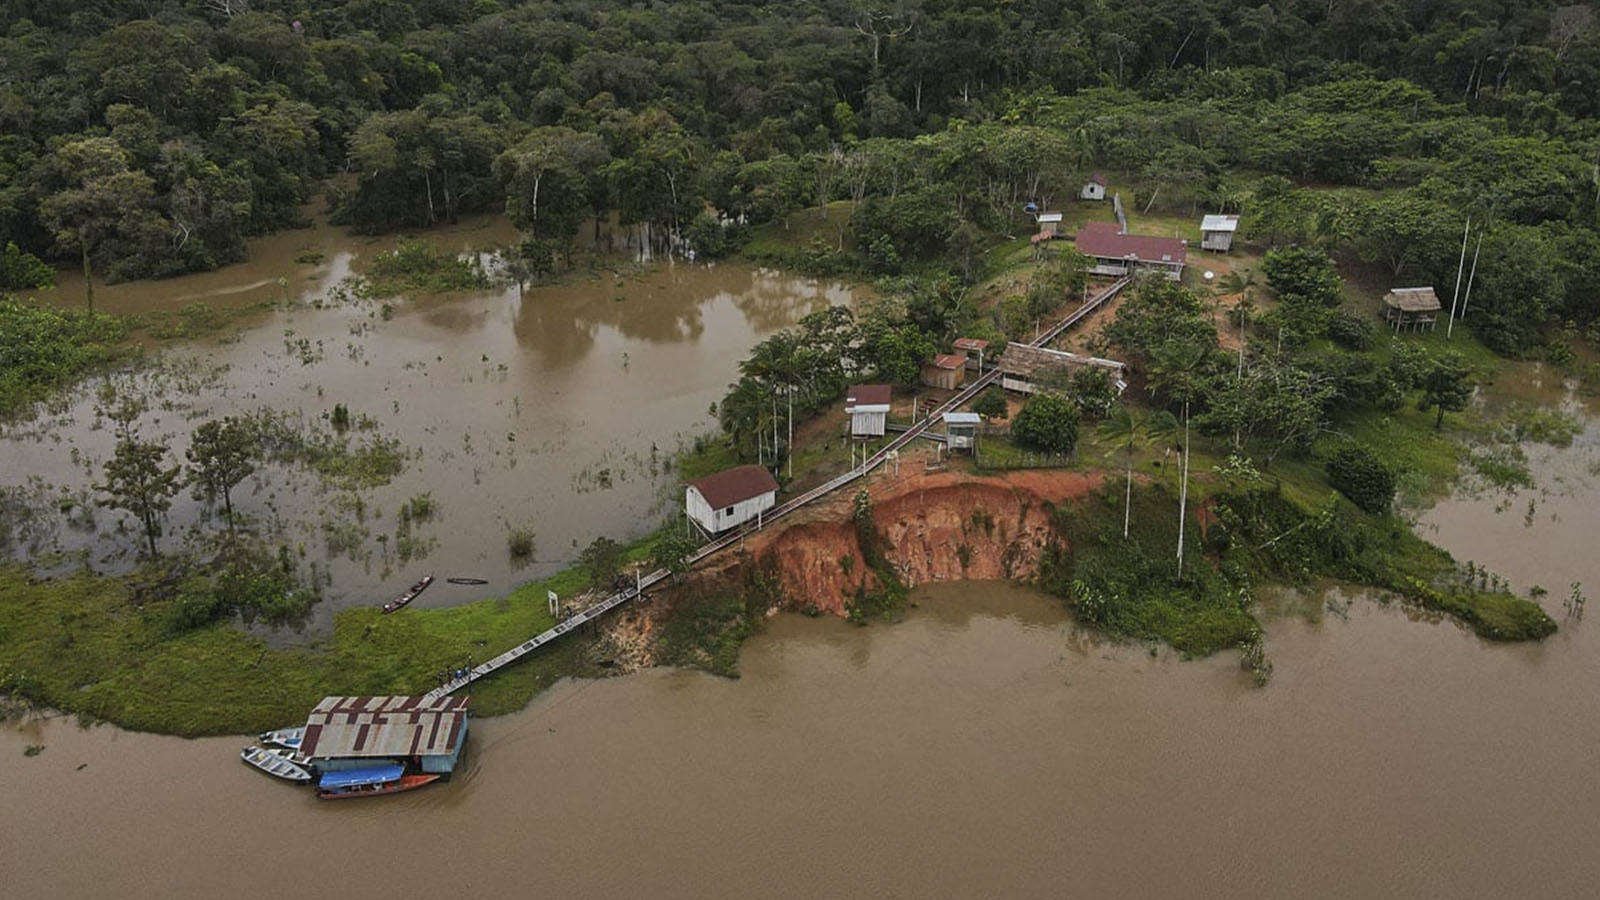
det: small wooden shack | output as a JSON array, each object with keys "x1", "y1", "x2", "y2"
[
  {"x1": 952, "y1": 337, "x2": 989, "y2": 371},
  {"x1": 1036, "y1": 211, "x2": 1064, "y2": 236},
  {"x1": 942, "y1": 412, "x2": 980, "y2": 453},
  {"x1": 844, "y1": 384, "x2": 891, "y2": 438},
  {"x1": 1200, "y1": 214, "x2": 1240, "y2": 252},
  {"x1": 686, "y1": 465, "x2": 778, "y2": 535},
  {"x1": 997, "y1": 344, "x2": 1127, "y2": 395},
  {"x1": 1081, "y1": 173, "x2": 1108, "y2": 201},
  {"x1": 1382, "y1": 287, "x2": 1441, "y2": 332},
  {"x1": 921, "y1": 354, "x2": 966, "y2": 390}
]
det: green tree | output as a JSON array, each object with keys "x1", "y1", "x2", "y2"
[
  {"x1": 38, "y1": 138, "x2": 158, "y2": 311},
  {"x1": 0, "y1": 242, "x2": 52, "y2": 291},
  {"x1": 1418, "y1": 354, "x2": 1473, "y2": 429},
  {"x1": 651, "y1": 529, "x2": 700, "y2": 584},
  {"x1": 186, "y1": 416, "x2": 258, "y2": 534},
  {"x1": 1012, "y1": 392, "x2": 1080, "y2": 455},
  {"x1": 1326, "y1": 445, "x2": 1397, "y2": 514},
  {"x1": 97, "y1": 437, "x2": 183, "y2": 558},
  {"x1": 972, "y1": 385, "x2": 1008, "y2": 420},
  {"x1": 580, "y1": 535, "x2": 623, "y2": 590},
  {"x1": 496, "y1": 127, "x2": 610, "y2": 250}
]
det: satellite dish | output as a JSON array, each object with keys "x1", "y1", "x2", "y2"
[{"x1": 1203, "y1": 270, "x2": 1215, "y2": 281}]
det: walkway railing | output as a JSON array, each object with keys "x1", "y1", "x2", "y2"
[{"x1": 422, "y1": 277, "x2": 1130, "y2": 699}]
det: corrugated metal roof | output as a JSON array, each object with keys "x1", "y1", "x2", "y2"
[
  {"x1": 845, "y1": 384, "x2": 892, "y2": 410},
  {"x1": 943, "y1": 412, "x2": 982, "y2": 425},
  {"x1": 1200, "y1": 214, "x2": 1239, "y2": 232},
  {"x1": 1088, "y1": 173, "x2": 1108, "y2": 185},
  {"x1": 300, "y1": 696, "x2": 469, "y2": 759},
  {"x1": 952, "y1": 337, "x2": 990, "y2": 351},
  {"x1": 688, "y1": 465, "x2": 778, "y2": 509},
  {"x1": 1074, "y1": 221, "x2": 1187, "y2": 265},
  {"x1": 1037, "y1": 211, "x2": 1063, "y2": 223},
  {"x1": 927, "y1": 354, "x2": 966, "y2": 370}
]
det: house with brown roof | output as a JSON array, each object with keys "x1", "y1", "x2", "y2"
[
  {"x1": 920, "y1": 353, "x2": 967, "y2": 390},
  {"x1": 301, "y1": 695, "x2": 471, "y2": 776},
  {"x1": 1073, "y1": 221, "x2": 1186, "y2": 281},
  {"x1": 1081, "y1": 173, "x2": 1108, "y2": 201},
  {"x1": 845, "y1": 384, "x2": 892, "y2": 438},
  {"x1": 686, "y1": 464, "x2": 779, "y2": 535}
]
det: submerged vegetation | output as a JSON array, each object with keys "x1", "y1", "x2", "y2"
[{"x1": 0, "y1": 298, "x2": 127, "y2": 418}]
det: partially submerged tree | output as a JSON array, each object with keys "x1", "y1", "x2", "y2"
[
  {"x1": 186, "y1": 416, "x2": 258, "y2": 534},
  {"x1": 97, "y1": 437, "x2": 183, "y2": 558},
  {"x1": 1418, "y1": 354, "x2": 1474, "y2": 429}
]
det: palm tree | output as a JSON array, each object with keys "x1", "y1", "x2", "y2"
[
  {"x1": 1099, "y1": 406, "x2": 1147, "y2": 539},
  {"x1": 1146, "y1": 342, "x2": 1211, "y2": 575}
]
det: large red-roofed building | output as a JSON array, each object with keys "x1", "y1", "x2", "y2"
[
  {"x1": 1073, "y1": 221, "x2": 1187, "y2": 281},
  {"x1": 686, "y1": 464, "x2": 779, "y2": 535}
]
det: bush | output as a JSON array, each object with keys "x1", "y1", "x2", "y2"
[
  {"x1": 972, "y1": 385, "x2": 1008, "y2": 420},
  {"x1": 1261, "y1": 246, "x2": 1342, "y2": 308},
  {"x1": 1325, "y1": 444, "x2": 1397, "y2": 514},
  {"x1": 1012, "y1": 392, "x2": 1080, "y2": 454},
  {"x1": 0, "y1": 297, "x2": 127, "y2": 417},
  {"x1": 1326, "y1": 310, "x2": 1374, "y2": 349}
]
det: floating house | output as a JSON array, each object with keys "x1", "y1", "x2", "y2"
[
  {"x1": 300, "y1": 695, "x2": 470, "y2": 777},
  {"x1": 1081, "y1": 173, "x2": 1108, "y2": 201},
  {"x1": 921, "y1": 353, "x2": 967, "y2": 391},
  {"x1": 1036, "y1": 210, "x2": 1064, "y2": 237},
  {"x1": 943, "y1": 412, "x2": 981, "y2": 453},
  {"x1": 1200, "y1": 214, "x2": 1240, "y2": 252},
  {"x1": 1072, "y1": 221, "x2": 1186, "y2": 281},
  {"x1": 845, "y1": 384, "x2": 891, "y2": 438},
  {"x1": 1382, "y1": 287, "x2": 1441, "y2": 332},
  {"x1": 686, "y1": 464, "x2": 779, "y2": 535},
  {"x1": 997, "y1": 344, "x2": 1127, "y2": 395}
]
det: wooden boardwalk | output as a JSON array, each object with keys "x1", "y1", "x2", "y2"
[{"x1": 421, "y1": 277, "x2": 1130, "y2": 701}]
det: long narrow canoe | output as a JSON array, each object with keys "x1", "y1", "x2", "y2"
[
  {"x1": 240, "y1": 746, "x2": 313, "y2": 784},
  {"x1": 381, "y1": 574, "x2": 435, "y2": 614}
]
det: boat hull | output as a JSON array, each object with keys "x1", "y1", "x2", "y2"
[{"x1": 316, "y1": 773, "x2": 439, "y2": 800}]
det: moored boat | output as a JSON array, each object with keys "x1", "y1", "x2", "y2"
[
  {"x1": 258, "y1": 726, "x2": 305, "y2": 751},
  {"x1": 381, "y1": 574, "x2": 435, "y2": 614},
  {"x1": 315, "y1": 764, "x2": 439, "y2": 799},
  {"x1": 240, "y1": 745, "x2": 314, "y2": 784}
]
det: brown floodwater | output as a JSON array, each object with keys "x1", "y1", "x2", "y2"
[
  {"x1": 6, "y1": 216, "x2": 856, "y2": 628},
  {"x1": 5, "y1": 567, "x2": 1599, "y2": 899}
]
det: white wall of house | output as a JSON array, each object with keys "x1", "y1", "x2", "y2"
[
  {"x1": 850, "y1": 409, "x2": 887, "y2": 437},
  {"x1": 687, "y1": 486, "x2": 777, "y2": 534},
  {"x1": 1081, "y1": 182, "x2": 1106, "y2": 200}
]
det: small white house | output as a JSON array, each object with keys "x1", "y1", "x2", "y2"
[
  {"x1": 1080, "y1": 173, "x2": 1108, "y2": 201},
  {"x1": 845, "y1": 384, "x2": 891, "y2": 438},
  {"x1": 1200, "y1": 214, "x2": 1240, "y2": 252},
  {"x1": 686, "y1": 465, "x2": 779, "y2": 535},
  {"x1": 943, "y1": 412, "x2": 981, "y2": 453}
]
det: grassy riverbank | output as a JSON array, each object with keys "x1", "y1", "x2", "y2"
[{"x1": 0, "y1": 533, "x2": 661, "y2": 736}]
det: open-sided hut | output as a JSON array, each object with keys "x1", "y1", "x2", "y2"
[
  {"x1": 997, "y1": 344, "x2": 1127, "y2": 395},
  {"x1": 920, "y1": 354, "x2": 967, "y2": 390},
  {"x1": 1382, "y1": 287, "x2": 1441, "y2": 332}
]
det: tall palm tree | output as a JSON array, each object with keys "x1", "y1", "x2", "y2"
[
  {"x1": 1146, "y1": 342, "x2": 1211, "y2": 575},
  {"x1": 1099, "y1": 406, "x2": 1147, "y2": 539}
]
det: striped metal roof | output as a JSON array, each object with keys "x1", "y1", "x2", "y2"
[{"x1": 300, "y1": 695, "x2": 469, "y2": 759}]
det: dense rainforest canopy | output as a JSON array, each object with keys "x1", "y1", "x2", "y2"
[{"x1": 1, "y1": 0, "x2": 1597, "y2": 350}]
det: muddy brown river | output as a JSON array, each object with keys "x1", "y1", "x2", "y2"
[
  {"x1": 5, "y1": 415, "x2": 1600, "y2": 898},
  {"x1": 6, "y1": 216, "x2": 855, "y2": 628},
  {"x1": 7, "y1": 226, "x2": 1600, "y2": 897}
]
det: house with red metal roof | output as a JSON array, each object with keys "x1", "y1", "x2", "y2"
[
  {"x1": 686, "y1": 464, "x2": 779, "y2": 535},
  {"x1": 1081, "y1": 173, "x2": 1109, "y2": 201},
  {"x1": 845, "y1": 384, "x2": 892, "y2": 438},
  {"x1": 920, "y1": 353, "x2": 967, "y2": 390},
  {"x1": 1073, "y1": 221, "x2": 1187, "y2": 281}
]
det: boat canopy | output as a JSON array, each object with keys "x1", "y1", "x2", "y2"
[{"x1": 318, "y1": 764, "x2": 404, "y2": 789}]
